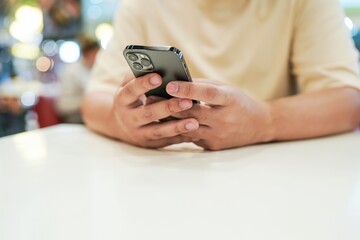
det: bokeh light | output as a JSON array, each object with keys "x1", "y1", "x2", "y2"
[
  {"x1": 59, "y1": 41, "x2": 80, "y2": 63},
  {"x1": 36, "y1": 56, "x2": 54, "y2": 72},
  {"x1": 9, "y1": 5, "x2": 43, "y2": 45},
  {"x1": 11, "y1": 43, "x2": 40, "y2": 60},
  {"x1": 95, "y1": 23, "x2": 113, "y2": 49},
  {"x1": 20, "y1": 91, "x2": 37, "y2": 107},
  {"x1": 345, "y1": 17, "x2": 354, "y2": 31},
  {"x1": 15, "y1": 6, "x2": 43, "y2": 33},
  {"x1": 41, "y1": 40, "x2": 58, "y2": 57}
]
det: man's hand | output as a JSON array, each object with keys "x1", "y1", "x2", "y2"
[
  {"x1": 166, "y1": 79, "x2": 273, "y2": 150},
  {"x1": 110, "y1": 73, "x2": 199, "y2": 148}
]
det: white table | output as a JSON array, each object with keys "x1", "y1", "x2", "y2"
[{"x1": 1, "y1": 124, "x2": 360, "y2": 240}]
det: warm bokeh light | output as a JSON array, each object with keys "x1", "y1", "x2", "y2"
[
  {"x1": 59, "y1": 41, "x2": 80, "y2": 63},
  {"x1": 15, "y1": 5, "x2": 43, "y2": 33},
  {"x1": 36, "y1": 56, "x2": 54, "y2": 72},
  {"x1": 9, "y1": 6, "x2": 43, "y2": 44},
  {"x1": 11, "y1": 43, "x2": 40, "y2": 60},
  {"x1": 9, "y1": 21, "x2": 43, "y2": 44},
  {"x1": 95, "y1": 23, "x2": 113, "y2": 49}
]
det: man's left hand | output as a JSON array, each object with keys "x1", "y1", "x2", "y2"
[{"x1": 166, "y1": 79, "x2": 273, "y2": 150}]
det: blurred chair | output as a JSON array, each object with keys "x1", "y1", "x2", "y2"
[{"x1": 33, "y1": 96, "x2": 61, "y2": 128}]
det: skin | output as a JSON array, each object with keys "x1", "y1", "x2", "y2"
[
  {"x1": 83, "y1": 73, "x2": 200, "y2": 148},
  {"x1": 0, "y1": 97, "x2": 23, "y2": 115},
  {"x1": 82, "y1": 73, "x2": 360, "y2": 150}
]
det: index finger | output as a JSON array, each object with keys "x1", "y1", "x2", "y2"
[
  {"x1": 166, "y1": 81, "x2": 232, "y2": 106},
  {"x1": 116, "y1": 73, "x2": 162, "y2": 106}
]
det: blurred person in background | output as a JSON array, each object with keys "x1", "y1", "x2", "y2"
[
  {"x1": 83, "y1": 0, "x2": 360, "y2": 150},
  {"x1": 0, "y1": 96, "x2": 25, "y2": 137},
  {"x1": 0, "y1": 45, "x2": 25, "y2": 137},
  {"x1": 56, "y1": 36, "x2": 100, "y2": 123}
]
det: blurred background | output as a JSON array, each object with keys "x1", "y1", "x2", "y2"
[
  {"x1": 0, "y1": 0, "x2": 359, "y2": 137},
  {"x1": 0, "y1": 0, "x2": 117, "y2": 136}
]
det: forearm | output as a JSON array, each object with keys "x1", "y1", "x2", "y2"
[
  {"x1": 82, "y1": 91, "x2": 119, "y2": 139},
  {"x1": 267, "y1": 87, "x2": 360, "y2": 141}
]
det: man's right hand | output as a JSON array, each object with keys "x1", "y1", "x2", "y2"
[{"x1": 110, "y1": 73, "x2": 199, "y2": 148}]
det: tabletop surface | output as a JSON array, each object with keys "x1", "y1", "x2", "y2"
[{"x1": 1, "y1": 124, "x2": 360, "y2": 240}]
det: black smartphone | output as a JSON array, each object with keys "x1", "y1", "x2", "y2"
[{"x1": 123, "y1": 45, "x2": 193, "y2": 99}]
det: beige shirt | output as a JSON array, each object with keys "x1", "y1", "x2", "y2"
[
  {"x1": 88, "y1": 0, "x2": 360, "y2": 100},
  {"x1": 56, "y1": 60, "x2": 90, "y2": 123}
]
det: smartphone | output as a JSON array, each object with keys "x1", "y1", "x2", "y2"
[{"x1": 123, "y1": 45, "x2": 193, "y2": 99}]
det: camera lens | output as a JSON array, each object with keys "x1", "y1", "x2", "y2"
[
  {"x1": 141, "y1": 59, "x2": 151, "y2": 67},
  {"x1": 127, "y1": 53, "x2": 138, "y2": 61},
  {"x1": 133, "y1": 62, "x2": 143, "y2": 70}
]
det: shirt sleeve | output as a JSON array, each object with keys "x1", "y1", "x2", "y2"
[
  {"x1": 86, "y1": 0, "x2": 146, "y2": 94},
  {"x1": 291, "y1": 0, "x2": 360, "y2": 93},
  {"x1": 56, "y1": 63, "x2": 85, "y2": 115}
]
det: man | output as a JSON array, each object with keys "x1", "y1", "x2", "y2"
[
  {"x1": 57, "y1": 36, "x2": 100, "y2": 123},
  {"x1": 83, "y1": 0, "x2": 360, "y2": 150}
]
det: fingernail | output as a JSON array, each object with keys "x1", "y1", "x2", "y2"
[
  {"x1": 167, "y1": 82, "x2": 179, "y2": 94},
  {"x1": 179, "y1": 99, "x2": 192, "y2": 109},
  {"x1": 150, "y1": 76, "x2": 161, "y2": 85},
  {"x1": 192, "y1": 138, "x2": 200, "y2": 142},
  {"x1": 185, "y1": 122, "x2": 198, "y2": 131}
]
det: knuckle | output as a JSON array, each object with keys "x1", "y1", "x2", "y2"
[
  {"x1": 122, "y1": 84, "x2": 134, "y2": 97},
  {"x1": 142, "y1": 110, "x2": 154, "y2": 122},
  {"x1": 165, "y1": 100, "x2": 178, "y2": 114},
  {"x1": 197, "y1": 111, "x2": 207, "y2": 122},
  {"x1": 174, "y1": 124, "x2": 184, "y2": 134},
  {"x1": 151, "y1": 130, "x2": 164, "y2": 139},
  {"x1": 205, "y1": 87, "x2": 219, "y2": 101},
  {"x1": 224, "y1": 87, "x2": 236, "y2": 104},
  {"x1": 222, "y1": 114, "x2": 236, "y2": 126},
  {"x1": 182, "y1": 83, "x2": 192, "y2": 97}
]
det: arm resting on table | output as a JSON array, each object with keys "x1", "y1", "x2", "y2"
[{"x1": 267, "y1": 87, "x2": 360, "y2": 141}]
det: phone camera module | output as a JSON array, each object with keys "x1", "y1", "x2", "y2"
[
  {"x1": 127, "y1": 53, "x2": 138, "y2": 61},
  {"x1": 133, "y1": 62, "x2": 143, "y2": 70},
  {"x1": 127, "y1": 52, "x2": 154, "y2": 71},
  {"x1": 140, "y1": 59, "x2": 151, "y2": 67}
]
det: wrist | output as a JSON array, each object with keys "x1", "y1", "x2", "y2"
[
  {"x1": 105, "y1": 104, "x2": 124, "y2": 140},
  {"x1": 258, "y1": 101, "x2": 276, "y2": 143}
]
